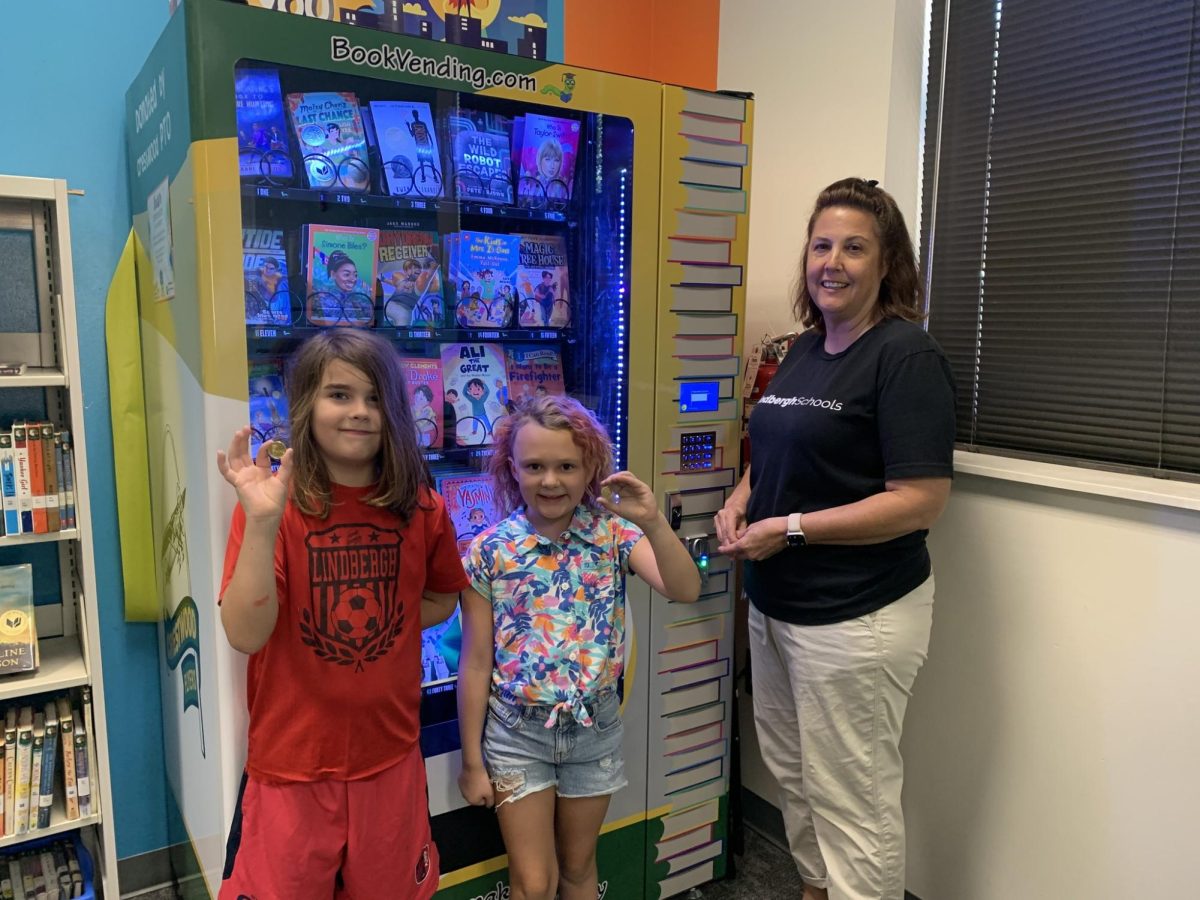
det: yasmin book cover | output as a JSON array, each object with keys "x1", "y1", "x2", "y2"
[
  {"x1": 0, "y1": 565, "x2": 38, "y2": 675},
  {"x1": 516, "y1": 113, "x2": 580, "y2": 207},
  {"x1": 379, "y1": 230, "x2": 444, "y2": 327},
  {"x1": 505, "y1": 345, "x2": 565, "y2": 404},
  {"x1": 440, "y1": 342, "x2": 509, "y2": 446},
  {"x1": 286, "y1": 91, "x2": 371, "y2": 192},
  {"x1": 243, "y1": 228, "x2": 292, "y2": 325},
  {"x1": 400, "y1": 357, "x2": 444, "y2": 449},
  {"x1": 303, "y1": 224, "x2": 379, "y2": 327},
  {"x1": 235, "y1": 67, "x2": 295, "y2": 182},
  {"x1": 514, "y1": 233, "x2": 571, "y2": 327},
  {"x1": 248, "y1": 360, "x2": 289, "y2": 458},
  {"x1": 449, "y1": 110, "x2": 514, "y2": 204},
  {"x1": 369, "y1": 100, "x2": 444, "y2": 198},
  {"x1": 448, "y1": 230, "x2": 521, "y2": 328},
  {"x1": 438, "y1": 472, "x2": 503, "y2": 554}
]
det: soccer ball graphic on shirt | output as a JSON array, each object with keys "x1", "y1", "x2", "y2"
[{"x1": 329, "y1": 588, "x2": 381, "y2": 642}]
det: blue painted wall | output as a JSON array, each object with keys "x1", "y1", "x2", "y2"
[{"x1": 0, "y1": 0, "x2": 174, "y2": 861}]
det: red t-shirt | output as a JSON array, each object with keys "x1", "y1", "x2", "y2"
[{"x1": 220, "y1": 483, "x2": 468, "y2": 783}]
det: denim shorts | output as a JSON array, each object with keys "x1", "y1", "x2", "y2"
[{"x1": 483, "y1": 689, "x2": 627, "y2": 806}]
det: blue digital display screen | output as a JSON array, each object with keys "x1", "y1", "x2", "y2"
[{"x1": 680, "y1": 381, "x2": 720, "y2": 413}]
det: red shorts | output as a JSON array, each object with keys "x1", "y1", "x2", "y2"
[{"x1": 219, "y1": 743, "x2": 439, "y2": 900}]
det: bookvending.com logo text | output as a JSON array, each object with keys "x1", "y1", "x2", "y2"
[{"x1": 330, "y1": 36, "x2": 537, "y2": 93}]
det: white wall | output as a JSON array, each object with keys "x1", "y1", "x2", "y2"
[
  {"x1": 718, "y1": 2, "x2": 1200, "y2": 898},
  {"x1": 718, "y1": 0, "x2": 917, "y2": 351}
]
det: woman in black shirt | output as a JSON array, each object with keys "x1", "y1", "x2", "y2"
[{"x1": 715, "y1": 178, "x2": 955, "y2": 900}]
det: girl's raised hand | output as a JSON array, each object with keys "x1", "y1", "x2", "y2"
[
  {"x1": 215, "y1": 426, "x2": 294, "y2": 522},
  {"x1": 597, "y1": 471, "x2": 660, "y2": 530}
]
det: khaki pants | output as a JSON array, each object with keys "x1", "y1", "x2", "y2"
[{"x1": 749, "y1": 576, "x2": 934, "y2": 900}]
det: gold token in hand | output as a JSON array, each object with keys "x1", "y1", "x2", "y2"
[{"x1": 264, "y1": 440, "x2": 287, "y2": 460}]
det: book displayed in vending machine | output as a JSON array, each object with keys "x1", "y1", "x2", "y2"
[
  {"x1": 440, "y1": 343, "x2": 509, "y2": 447},
  {"x1": 286, "y1": 91, "x2": 371, "y2": 193},
  {"x1": 378, "y1": 230, "x2": 444, "y2": 327},
  {"x1": 302, "y1": 224, "x2": 379, "y2": 327}
]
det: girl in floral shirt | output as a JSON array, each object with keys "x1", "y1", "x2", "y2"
[{"x1": 457, "y1": 394, "x2": 700, "y2": 900}]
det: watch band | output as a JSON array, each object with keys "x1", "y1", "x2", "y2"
[{"x1": 786, "y1": 512, "x2": 806, "y2": 548}]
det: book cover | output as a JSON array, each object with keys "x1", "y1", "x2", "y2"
[
  {"x1": 248, "y1": 360, "x2": 289, "y2": 459},
  {"x1": 59, "y1": 431, "x2": 75, "y2": 531},
  {"x1": 72, "y1": 709, "x2": 89, "y2": 818},
  {"x1": 448, "y1": 111, "x2": 514, "y2": 204},
  {"x1": 39, "y1": 424, "x2": 59, "y2": 533},
  {"x1": 54, "y1": 432, "x2": 67, "y2": 530},
  {"x1": 10, "y1": 426, "x2": 32, "y2": 534},
  {"x1": 437, "y1": 472, "x2": 503, "y2": 555},
  {"x1": 36, "y1": 702, "x2": 56, "y2": 831},
  {"x1": 243, "y1": 228, "x2": 292, "y2": 325},
  {"x1": 302, "y1": 224, "x2": 379, "y2": 327},
  {"x1": 504, "y1": 345, "x2": 565, "y2": 404},
  {"x1": 3, "y1": 707, "x2": 13, "y2": 835},
  {"x1": 440, "y1": 343, "x2": 509, "y2": 446},
  {"x1": 0, "y1": 565, "x2": 37, "y2": 675},
  {"x1": 13, "y1": 707, "x2": 31, "y2": 835},
  {"x1": 369, "y1": 100, "x2": 444, "y2": 198},
  {"x1": 516, "y1": 113, "x2": 580, "y2": 208},
  {"x1": 27, "y1": 424, "x2": 46, "y2": 535},
  {"x1": 448, "y1": 231, "x2": 520, "y2": 328},
  {"x1": 0, "y1": 433, "x2": 18, "y2": 536},
  {"x1": 514, "y1": 233, "x2": 571, "y2": 327},
  {"x1": 400, "y1": 357, "x2": 444, "y2": 450},
  {"x1": 286, "y1": 91, "x2": 371, "y2": 192},
  {"x1": 234, "y1": 67, "x2": 295, "y2": 183},
  {"x1": 27, "y1": 712, "x2": 42, "y2": 833},
  {"x1": 378, "y1": 230, "x2": 444, "y2": 327},
  {"x1": 54, "y1": 698, "x2": 77, "y2": 821}
]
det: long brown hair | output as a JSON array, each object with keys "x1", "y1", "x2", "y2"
[
  {"x1": 487, "y1": 394, "x2": 614, "y2": 516},
  {"x1": 793, "y1": 177, "x2": 924, "y2": 333},
  {"x1": 285, "y1": 329, "x2": 429, "y2": 520}
]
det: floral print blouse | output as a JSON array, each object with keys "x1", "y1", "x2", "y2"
[{"x1": 465, "y1": 505, "x2": 643, "y2": 726}]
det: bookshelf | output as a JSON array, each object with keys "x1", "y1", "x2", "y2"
[{"x1": 0, "y1": 175, "x2": 117, "y2": 896}]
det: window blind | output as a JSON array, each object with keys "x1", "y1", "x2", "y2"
[{"x1": 921, "y1": 0, "x2": 1200, "y2": 479}]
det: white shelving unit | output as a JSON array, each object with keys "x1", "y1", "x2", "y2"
[{"x1": 0, "y1": 175, "x2": 117, "y2": 896}]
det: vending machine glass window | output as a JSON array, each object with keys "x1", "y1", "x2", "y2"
[{"x1": 234, "y1": 59, "x2": 633, "y2": 747}]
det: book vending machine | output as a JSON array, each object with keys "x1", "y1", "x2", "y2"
[{"x1": 123, "y1": 3, "x2": 752, "y2": 897}]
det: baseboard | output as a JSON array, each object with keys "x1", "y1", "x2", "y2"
[
  {"x1": 118, "y1": 837, "x2": 206, "y2": 899},
  {"x1": 740, "y1": 788, "x2": 922, "y2": 900},
  {"x1": 118, "y1": 846, "x2": 175, "y2": 896}
]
